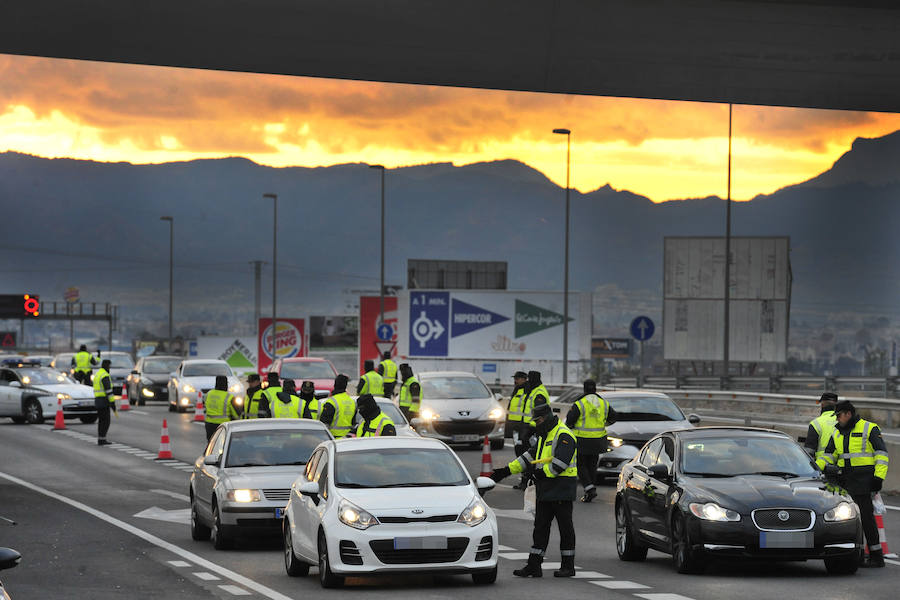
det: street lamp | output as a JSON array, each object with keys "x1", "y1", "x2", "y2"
[
  {"x1": 159, "y1": 216, "x2": 174, "y2": 347},
  {"x1": 723, "y1": 104, "x2": 732, "y2": 385},
  {"x1": 552, "y1": 128, "x2": 571, "y2": 383},
  {"x1": 370, "y1": 165, "x2": 386, "y2": 326},
  {"x1": 263, "y1": 193, "x2": 277, "y2": 356}
]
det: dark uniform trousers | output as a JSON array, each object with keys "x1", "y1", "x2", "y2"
[
  {"x1": 576, "y1": 436, "x2": 608, "y2": 491},
  {"x1": 383, "y1": 382, "x2": 396, "y2": 398},
  {"x1": 852, "y1": 493, "x2": 880, "y2": 552},
  {"x1": 532, "y1": 500, "x2": 576, "y2": 555},
  {"x1": 95, "y1": 397, "x2": 111, "y2": 438}
]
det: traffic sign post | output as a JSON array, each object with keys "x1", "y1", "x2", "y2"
[{"x1": 630, "y1": 316, "x2": 655, "y2": 388}]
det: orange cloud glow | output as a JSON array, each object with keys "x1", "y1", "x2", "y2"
[{"x1": 2, "y1": 54, "x2": 900, "y2": 201}]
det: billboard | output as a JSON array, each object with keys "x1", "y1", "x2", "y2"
[
  {"x1": 592, "y1": 337, "x2": 631, "y2": 359},
  {"x1": 663, "y1": 237, "x2": 791, "y2": 363},
  {"x1": 257, "y1": 318, "x2": 306, "y2": 374},
  {"x1": 397, "y1": 290, "x2": 591, "y2": 360},
  {"x1": 192, "y1": 336, "x2": 258, "y2": 377},
  {"x1": 309, "y1": 316, "x2": 358, "y2": 348},
  {"x1": 359, "y1": 296, "x2": 399, "y2": 374}
]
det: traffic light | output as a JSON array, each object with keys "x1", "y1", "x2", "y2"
[{"x1": 0, "y1": 294, "x2": 40, "y2": 318}]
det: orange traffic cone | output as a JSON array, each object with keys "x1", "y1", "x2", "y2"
[
  {"x1": 52, "y1": 396, "x2": 66, "y2": 430},
  {"x1": 156, "y1": 419, "x2": 173, "y2": 459},
  {"x1": 193, "y1": 392, "x2": 205, "y2": 422},
  {"x1": 118, "y1": 386, "x2": 130, "y2": 411},
  {"x1": 876, "y1": 514, "x2": 897, "y2": 558},
  {"x1": 480, "y1": 435, "x2": 493, "y2": 477}
]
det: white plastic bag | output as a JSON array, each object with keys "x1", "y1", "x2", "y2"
[
  {"x1": 873, "y1": 492, "x2": 885, "y2": 516},
  {"x1": 523, "y1": 482, "x2": 536, "y2": 517}
]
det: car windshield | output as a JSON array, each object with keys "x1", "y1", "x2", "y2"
[
  {"x1": 106, "y1": 354, "x2": 134, "y2": 369},
  {"x1": 421, "y1": 376, "x2": 490, "y2": 400},
  {"x1": 609, "y1": 396, "x2": 684, "y2": 421},
  {"x1": 54, "y1": 354, "x2": 75, "y2": 368},
  {"x1": 554, "y1": 388, "x2": 583, "y2": 404},
  {"x1": 224, "y1": 429, "x2": 331, "y2": 467},
  {"x1": 335, "y1": 447, "x2": 469, "y2": 488},
  {"x1": 681, "y1": 436, "x2": 819, "y2": 478},
  {"x1": 280, "y1": 361, "x2": 337, "y2": 379},
  {"x1": 17, "y1": 368, "x2": 73, "y2": 385},
  {"x1": 183, "y1": 363, "x2": 232, "y2": 377},
  {"x1": 143, "y1": 358, "x2": 182, "y2": 373},
  {"x1": 377, "y1": 402, "x2": 408, "y2": 425}
]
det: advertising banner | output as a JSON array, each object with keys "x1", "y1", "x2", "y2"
[
  {"x1": 257, "y1": 318, "x2": 306, "y2": 374},
  {"x1": 359, "y1": 296, "x2": 398, "y2": 374},
  {"x1": 309, "y1": 316, "x2": 358, "y2": 349},
  {"x1": 193, "y1": 336, "x2": 259, "y2": 377},
  {"x1": 399, "y1": 290, "x2": 591, "y2": 360},
  {"x1": 592, "y1": 337, "x2": 632, "y2": 359}
]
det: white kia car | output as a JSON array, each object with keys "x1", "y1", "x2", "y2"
[
  {"x1": 168, "y1": 359, "x2": 243, "y2": 412},
  {"x1": 282, "y1": 436, "x2": 499, "y2": 587},
  {"x1": 350, "y1": 398, "x2": 419, "y2": 438},
  {"x1": 189, "y1": 419, "x2": 333, "y2": 549}
]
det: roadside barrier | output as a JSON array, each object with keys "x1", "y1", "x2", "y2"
[{"x1": 156, "y1": 419, "x2": 173, "y2": 459}]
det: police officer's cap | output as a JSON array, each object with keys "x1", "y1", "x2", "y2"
[
  {"x1": 79, "y1": 344, "x2": 87, "y2": 351},
  {"x1": 247, "y1": 373, "x2": 260, "y2": 382},
  {"x1": 101, "y1": 359, "x2": 111, "y2": 369},
  {"x1": 818, "y1": 392, "x2": 838, "y2": 405},
  {"x1": 531, "y1": 401, "x2": 552, "y2": 420},
  {"x1": 834, "y1": 400, "x2": 855, "y2": 415},
  {"x1": 364, "y1": 360, "x2": 375, "y2": 371},
  {"x1": 267, "y1": 372, "x2": 280, "y2": 383},
  {"x1": 512, "y1": 371, "x2": 527, "y2": 379},
  {"x1": 300, "y1": 380, "x2": 315, "y2": 393},
  {"x1": 382, "y1": 351, "x2": 391, "y2": 359}
]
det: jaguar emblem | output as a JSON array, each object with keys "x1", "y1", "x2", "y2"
[
  {"x1": 458, "y1": 411, "x2": 470, "y2": 416},
  {"x1": 412, "y1": 509, "x2": 424, "y2": 514},
  {"x1": 777, "y1": 510, "x2": 790, "y2": 522}
]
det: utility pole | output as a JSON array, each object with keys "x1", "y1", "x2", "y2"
[
  {"x1": 723, "y1": 104, "x2": 733, "y2": 386},
  {"x1": 250, "y1": 260, "x2": 265, "y2": 334}
]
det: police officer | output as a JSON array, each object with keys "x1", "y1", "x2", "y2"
[
  {"x1": 256, "y1": 372, "x2": 282, "y2": 418},
  {"x1": 566, "y1": 379, "x2": 616, "y2": 503},
  {"x1": 272, "y1": 379, "x2": 301, "y2": 419},
  {"x1": 397, "y1": 363, "x2": 421, "y2": 420},
  {"x1": 378, "y1": 351, "x2": 398, "y2": 397},
  {"x1": 804, "y1": 392, "x2": 838, "y2": 461},
  {"x1": 298, "y1": 380, "x2": 318, "y2": 419},
  {"x1": 507, "y1": 371, "x2": 528, "y2": 461},
  {"x1": 71, "y1": 344, "x2": 98, "y2": 385},
  {"x1": 817, "y1": 400, "x2": 890, "y2": 567},
  {"x1": 511, "y1": 371, "x2": 548, "y2": 489},
  {"x1": 242, "y1": 373, "x2": 262, "y2": 419},
  {"x1": 357, "y1": 360, "x2": 384, "y2": 396},
  {"x1": 319, "y1": 374, "x2": 357, "y2": 437},
  {"x1": 354, "y1": 394, "x2": 396, "y2": 437},
  {"x1": 204, "y1": 375, "x2": 239, "y2": 440},
  {"x1": 93, "y1": 359, "x2": 116, "y2": 445},
  {"x1": 491, "y1": 402, "x2": 577, "y2": 577}
]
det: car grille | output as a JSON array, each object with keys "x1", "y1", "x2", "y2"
[
  {"x1": 377, "y1": 514, "x2": 458, "y2": 524},
  {"x1": 752, "y1": 508, "x2": 813, "y2": 531},
  {"x1": 262, "y1": 489, "x2": 291, "y2": 502},
  {"x1": 433, "y1": 421, "x2": 494, "y2": 436},
  {"x1": 369, "y1": 537, "x2": 468, "y2": 564},
  {"x1": 62, "y1": 406, "x2": 96, "y2": 414}
]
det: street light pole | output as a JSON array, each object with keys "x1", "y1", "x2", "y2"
[
  {"x1": 160, "y1": 216, "x2": 174, "y2": 347},
  {"x1": 723, "y1": 104, "x2": 732, "y2": 386},
  {"x1": 263, "y1": 193, "x2": 278, "y2": 355},
  {"x1": 370, "y1": 165, "x2": 386, "y2": 325},
  {"x1": 553, "y1": 128, "x2": 571, "y2": 383}
]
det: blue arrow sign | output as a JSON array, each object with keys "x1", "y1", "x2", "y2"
[
  {"x1": 376, "y1": 323, "x2": 394, "y2": 341},
  {"x1": 630, "y1": 316, "x2": 655, "y2": 342}
]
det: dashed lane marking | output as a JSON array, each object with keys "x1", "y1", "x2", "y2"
[
  {"x1": 635, "y1": 594, "x2": 697, "y2": 600},
  {"x1": 131, "y1": 410, "x2": 149, "y2": 415},
  {"x1": 151, "y1": 489, "x2": 191, "y2": 502},
  {"x1": 572, "y1": 571, "x2": 611, "y2": 579},
  {"x1": 592, "y1": 581, "x2": 651, "y2": 590},
  {"x1": 497, "y1": 544, "x2": 515, "y2": 551},
  {"x1": 498, "y1": 552, "x2": 530, "y2": 560},
  {"x1": 0, "y1": 471, "x2": 294, "y2": 600},
  {"x1": 193, "y1": 572, "x2": 221, "y2": 581},
  {"x1": 168, "y1": 560, "x2": 191, "y2": 568}
]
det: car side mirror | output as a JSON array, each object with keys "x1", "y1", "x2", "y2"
[
  {"x1": 131, "y1": 370, "x2": 139, "y2": 375},
  {"x1": 648, "y1": 464, "x2": 670, "y2": 481},
  {"x1": 203, "y1": 455, "x2": 220, "y2": 467},
  {"x1": 9, "y1": 381, "x2": 21, "y2": 388},
  {"x1": 476, "y1": 476, "x2": 496, "y2": 496},
  {"x1": 298, "y1": 481, "x2": 320, "y2": 504},
  {"x1": 688, "y1": 414, "x2": 701, "y2": 424},
  {"x1": 0, "y1": 547, "x2": 22, "y2": 571}
]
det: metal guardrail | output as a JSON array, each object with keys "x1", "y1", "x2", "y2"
[{"x1": 598, "y1": 375, "x2": 900, "y2": 399}]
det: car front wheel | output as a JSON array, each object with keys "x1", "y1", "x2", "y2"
[
  {"x1": 672, "y1": 513, "x2": 704, "y2": 574},
  {"x1": 24, "y1": 399, "x2": 44, "y2": 424},
  {"x1": 284, "y1": 522, "x2": 310, "y2": 576},
  {"x1": 318, "y1": 531, "x2": 344, "y2": 588},
  {"x1": 211, "y1": 502, "x2": 233, "y2": 550},
  {"x1": 616, "y1": 501, "x2": 648, "y2": 561}
]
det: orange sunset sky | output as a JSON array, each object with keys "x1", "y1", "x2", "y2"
[{"x1": 2, "y1": 53, "x2": 900, "y2": 202}]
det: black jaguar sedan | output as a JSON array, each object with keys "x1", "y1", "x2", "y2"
[{"x1": 615, "y1": 427, "x2": 862, "y2": 575}]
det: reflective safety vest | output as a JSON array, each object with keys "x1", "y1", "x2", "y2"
[
  {"x1": 572, "y1": 393, "x2": 610, "y2": 439},
  {"x1": 93, "y1": 367, "x2": 113, "y2": 400},
  {"x1": 321, "y1": 392, "x2": 356, "y2": 437},
  {"x1": 809, "y1": 410, "x2": 837, "y2": 460},
  {"x1": 261, "y1": 386, "x2": 282, "y2": 417},
  {"x1": 359, "y1": 371, "x2": 384, "y2": 396},
  {"x1": 244, "y1": 388, "x2": 263, "y2": 419},
  {"x1": 398, "y1": 377, "x2": 420, "y2": 411},
  {"x1": 818, "y1": 418, "x2": 890, "y2": 481},
  {"x1": 303, "y1": 397, "x2": 319, "y2": 420},
  {"x1": 508, "y1": 420, "x2": 577, "y2": 479},
  {"x1": 380, "y1": 359, "x2": 398, "y2": 384},
  {"x1": 74, "y1": 351, "x2": 95, "y2": 374},
  {"x1": 272, "y1": 394, "x2": 301, "y2": 419},
  {"x1": 355, "y1": 412, "x2": 394, "y2": 437},
  {"x1": 507, "y1": 387, "x2": 526, "y2": 422},
  {"x1": 523, "y1": 384, "x2": 549, "y2": 426},
  {"x1": 206, "y1": 389, "x2": 238, "y2": 424}
]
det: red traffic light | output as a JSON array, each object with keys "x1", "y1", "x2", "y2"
[{"x1": 23, "y1": 294, "x2": 40, "y2": 317}]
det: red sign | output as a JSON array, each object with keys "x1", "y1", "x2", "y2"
[
  {"x1": 257, "y1": 318, "x2": 306, "y2": 374},
  {"x1": 0, "y1": 332, "x2": 16, "y2": 347},
  {"x1": 359, "y1": 296, "x2": 399, "y2": 375}
]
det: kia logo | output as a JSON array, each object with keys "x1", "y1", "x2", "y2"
[
  {"x1": 458, "y1": 411, "x2": 470, "y2": 416},
  {"x1": 777, "y1": 510, "x2": 790, "y2": 522},
  {"x1": 412, "y1": 509, "x2": 424, "y2": 514}
]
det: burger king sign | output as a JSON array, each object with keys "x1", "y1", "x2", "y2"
[{"x1": 257, "y1": 318, "x2": 306, "y2": 373}]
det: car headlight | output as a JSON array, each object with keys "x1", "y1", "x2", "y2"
[
  {"x1": 226, "y1": 489, "x2": 260, "y2": 503},
  {"x1": 142, "y1": 388, "x2": 155, "y2": 398},
  {"x1": 457, "y1": 497, "x2": 488, "y2": 527},
  {"x1": 487, "y1": 407, "x2": 504, "y2": 420},
  {"x1": 233, "y1": 396, "x2": 244, "y2": 406},
  {"x1": 22, "y1": 376, "x2": 30, "y2": 384},
  {"x1": 689, "y1": 502, "x2": 741, "y2": 522},
  {"x1": 338, "y1": 499, "x2": 379, "y2": 530},
  {"x1": 228, "y1": 383, "x2": 241, "y2": 393},
  {"x1": 56, "y1": 393, "x2": 71, "y2": 400},
  {"x1": 608, "y1": 437, "x2": 624, "y2": 449},
  {"x1": 824, "y1": 501, "x2": 857, "y2": 522},
  {"x1": 56, "y1": 375, "x2": 66, "y2": 382},
  {"x1": 180, "y1": 397, "x2": 190, "y2": 405},
  {"x1": 419, "y1": 408, "x2": 439, "y2": 420},
  {"x1": 182, "y1": 383, "x2": 195, "y2": 393}
]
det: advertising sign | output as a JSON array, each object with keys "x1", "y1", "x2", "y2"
[
  {"x1": 399, "y1": 290, "x2": 591, "y2": 361},
  {"x1": 194, "y1": 336, "x2": 259, "y2": 376},
  {"x1": 309, "y1": 316, "x2": 358, "y2": 349},
  {"x1": 592, "y1": 338, "x2": 631, "y2": 359},
  {"x1": 359, "y1": 296, "x2": 398, "y2": 374},
  {"x1": 257, "y1": 318, "x2": 306, "y2": 374}
]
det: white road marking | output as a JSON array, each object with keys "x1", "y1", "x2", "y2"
[
  {"x1": 193, "y1": 572, "x2": 221, "y2": 581},
  {"x1": 168, "y1": 560, "x2": 191, "y2": 567},
  {"x1": 498, "y1": 552, "x2": 530, "y2": 560},
  {"x1": 131, "y1": 410, "x2": 149, "y2": 415},
  {"x1": 592, "y1": 580, "x2": 650, "y2": 590},
  {"x1": 151, "y1": 489, "x2": 191, "y2": 502},
  {"x1": 884, "y1": 505, "x2": 899, "y2": 511},
  {"x1": 492, "y1": 508, "x2": 533, "y2": 521},
  {"x1": 219, "y1": 585, "x2": 252, "y2": 596},
  {"x1": 497, "y1": 544, "x2": 515, "y2": 551},
  {"x1": 572, "y1": 571, "x2": 611, "y2": 579},
  {"x1": 0, "y1": 471, "x2": 296, "y2": 600},
  {"x1": 635, "y1": 594, "x2": 696, "y2": 600},
  {"x1": 157, "y1": 460, "x2": 180, "y2": 464},
  {"x1": 133, "y1": 506, "x2": 191, "y2": 524},
  {"x1": 885, "y1": 558, "x2": 900, "y2": 567}
]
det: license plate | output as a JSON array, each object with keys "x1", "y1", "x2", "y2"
[
  {"x1": 393, "y1": 536, "x2": 448, "y2": 550},
  {"x1": 79, "y1": 401, "x2": 93, "y2": 407},
  {"x1": 274, "y1": 508, "x2": 285, "y2": 519},
  {"x1": 452, "y1": 434, "x2": 480, "y2": 442},
  {"x1": 759, "y1": 531, "x2": 813, "y2": 549}
]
